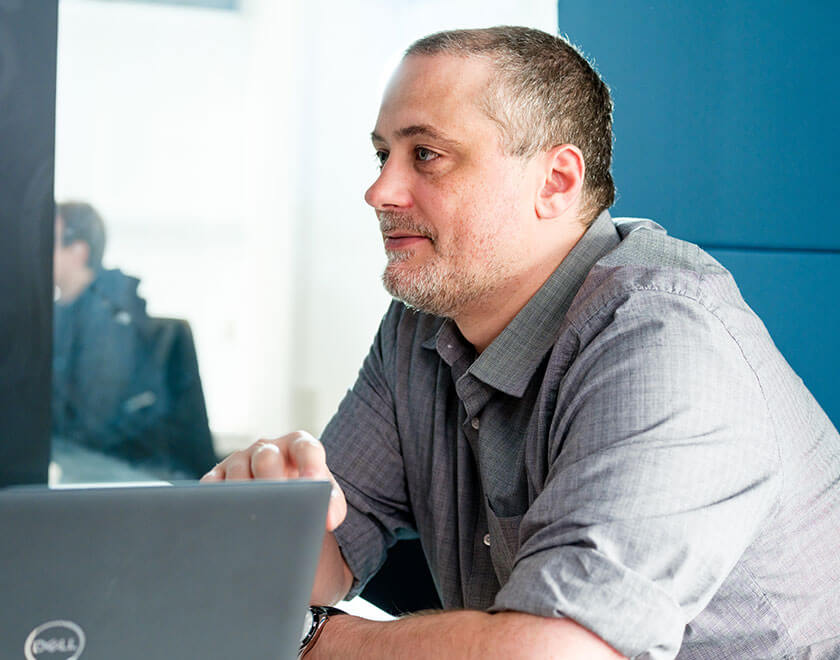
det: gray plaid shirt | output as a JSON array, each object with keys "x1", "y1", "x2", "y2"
[{"x1": 323, "y1": 211, "x2": 840, "y2": 659}]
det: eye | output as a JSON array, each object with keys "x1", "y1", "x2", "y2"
[
  {"x1": 375, "y1": 150, "x2": 389, "y2": 168},
  {"x1": 415, "y1": 147, "x2": 440, "y2": 163}
]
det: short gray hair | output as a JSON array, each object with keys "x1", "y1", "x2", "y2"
[
  {"x1": 406, "y1": 26, "x2": 615, "y2": 224},
  {"x1": 56, "y1": 201, "x2": 106, "y2": 270}
]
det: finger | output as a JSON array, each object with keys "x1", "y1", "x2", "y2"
[
  {"x1": 223, "y1": 450, "x2": 253, "y2": 481},
  {"x1": 201, "y1": 465, "x2": 223, "y2": 482},
  {"x1": 287, "y1": 432, "x2": 328, "y2": 478},
  {"x1": 325, "y1": 479, "x2": 348, "y2": 532},
  {"x1": 250, "y1": 441, "x2": 291, "y2": 479},
  {"x1": 285, "y1": 432, "x2": 346, "y2": 531},
  {"x1": 200, "y1": 463, "x2": 224, "y2": 482}
]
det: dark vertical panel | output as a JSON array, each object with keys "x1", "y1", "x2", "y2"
[{"x1": 0, "y1": 0, "x2": 57, "y2": 486}]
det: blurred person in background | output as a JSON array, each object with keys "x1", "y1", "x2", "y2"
[{"x1": 52, "y1": 201, "x2": 216, "y2": 482}]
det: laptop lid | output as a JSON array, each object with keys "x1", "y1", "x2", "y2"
[{"x1": 0, "y1": 480, "x2": 331, "y2": 660}]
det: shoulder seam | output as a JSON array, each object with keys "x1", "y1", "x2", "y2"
[{"x1": 572, "y1": 282, "x2": 784, "y2": 521}]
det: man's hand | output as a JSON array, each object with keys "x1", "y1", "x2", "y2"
[
  {"x1": 200, "y1": 430, "x2": 347, "y2": 532},
  {"x1": 201, "y1": 431, "x2": 354, "y2": 604}
]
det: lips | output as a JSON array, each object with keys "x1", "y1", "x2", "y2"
[
  {"x1": 379, "y1": 212, "x2": 435, "y2": 250},
  {"x1": 384, "y1": 234, "x2": 430, "y2": 250}
]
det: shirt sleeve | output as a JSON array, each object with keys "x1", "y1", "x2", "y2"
[
  {"x1": 490, "y1": 289, "x2": 781, "y2": 659},
  {"x1": 321, "y1": 301, "x2": 415, "y2": 598}
]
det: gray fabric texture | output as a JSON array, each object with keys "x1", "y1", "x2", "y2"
[{"x1": 322, "y1": 211, "x2": 840, "y2": 659}]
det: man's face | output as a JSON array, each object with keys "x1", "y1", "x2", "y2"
[
  {"x1": 53, "y1": 215, "x2": 87, "y2": 291},
  {"x1": 366, "y1": 54, "x2": 540, "y2": 318}
]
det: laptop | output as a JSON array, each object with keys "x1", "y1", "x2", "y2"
[{"x1": 0, "y1": 479, "x2": 331, "y2": 660}]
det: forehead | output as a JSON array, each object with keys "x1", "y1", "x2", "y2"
[{"x1": 374, "y1": 54, "x2": 497, "y2": 142}]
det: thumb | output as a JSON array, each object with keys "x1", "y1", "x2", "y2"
[{"x1": 325, "y1": 478, "x2": 347, "y2": 532}]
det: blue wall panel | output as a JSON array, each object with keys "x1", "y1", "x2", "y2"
[
  {"x1": 558, "y1": 0, "x2": 840, "y2": 424},
  {"x1": 557, "y1": 1, "x2": 840, "y2": 250},
  {"x1": 707, "y1": 249, "x2": 839, "y2": 427},
  {"x1": 557, "y1": 2, "x2": 839, "y2": 427}
]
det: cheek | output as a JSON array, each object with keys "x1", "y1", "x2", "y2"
[
  {"x1": 465, "y1": 174, "x2": 534, "y2": 262},
  {"x1": 415, "y1": 164, "x2": 528, "y2": 245},
  {"x1": 428, "y1": 173, "x2": 496, "y2": 218}
]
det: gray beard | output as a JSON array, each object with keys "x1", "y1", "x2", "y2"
[
  {"x1": 377, "y1": 210, "x2": 508, "y2": 317},
  {"x1": 382, "y1": 260, "x2": 456, "y2": 317},
  {"x1": 381, "y1": 252, "x2": 503, "y2": 319}
]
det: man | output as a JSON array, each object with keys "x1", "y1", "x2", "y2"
[
  {"x1": 52, "y1": 201, "x2": 216, "y2": 481},
  {"x1": 203, "y1": 27, "x2": 840, "y2": 658}
]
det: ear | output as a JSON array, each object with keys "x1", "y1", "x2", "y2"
[{"x1": 535, "y1": 144, "x2": 585, "y2": 220}]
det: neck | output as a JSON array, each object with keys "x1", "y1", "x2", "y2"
[
  {"x1": 57, "y1": 267, "x2": 95, "y2": 304},
  {"x1": 454, "y1": 226, "x2": 587, "y2": 353}
]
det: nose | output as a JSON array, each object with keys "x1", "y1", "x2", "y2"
[{"x1": 364, "y1": 158, "x2": 413, "y2": 210}]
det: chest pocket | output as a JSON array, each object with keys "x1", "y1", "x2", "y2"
[{"x1": 485, "y1": 502, "x2": 524, "y2": 587}]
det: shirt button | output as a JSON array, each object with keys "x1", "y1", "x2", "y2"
[
  {"x1": 483, "y1": 533, "x2": 491, "y2": 547},
  {"x1": 471, "y1": 417, "x2": 480, "y2": 430}
]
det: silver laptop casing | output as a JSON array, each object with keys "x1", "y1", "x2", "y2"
[{"x1": 0, "y1": 480, "x2": 330, "y2": 660}]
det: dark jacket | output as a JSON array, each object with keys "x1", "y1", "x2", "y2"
[{"x1": 52, "y1": 269, "x2": 216, "y2": 478}]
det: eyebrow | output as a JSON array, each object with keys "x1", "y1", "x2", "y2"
[{"x1": 371, "y1": 124, "x2": 463, "y2": 149}]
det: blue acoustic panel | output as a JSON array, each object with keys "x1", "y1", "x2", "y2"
[
  {"x1": 557, "y1": 1, "x2": 840, "y2": 250},
  {"x1": 707, "y1": 248, "x2": 840, "y2": 428}
]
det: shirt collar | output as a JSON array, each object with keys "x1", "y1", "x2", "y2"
[
  {"x1": 464, "y1": 210, "x2": 620, "y2": 397},
  {"x1": 421, "y1": 316, "x2": 471, "y2": 367}
]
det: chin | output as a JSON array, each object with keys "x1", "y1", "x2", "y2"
[{"x1": 382, "y1": 274, "x2": 457, "y2": 319}]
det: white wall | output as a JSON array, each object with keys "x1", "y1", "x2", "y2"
[{"x1": 55, "y1": 0, "x2": 557, "y2": 452}]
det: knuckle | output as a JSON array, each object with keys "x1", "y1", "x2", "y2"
[
  {"x1": 251, "y1": 448, "x2": 278, "y2": 469},
  {"x1": 292, "y1": 434, "x2": 323, "y2": 451},
  {"x1": 222, "y1": 450, "x2": 251, "y2": 476},
  {"x1": 253, "y1": 441, "x2": 280, "y2": 456}
]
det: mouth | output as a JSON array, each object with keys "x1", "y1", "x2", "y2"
[{"x1": 383, "y1": 233, "x2": 431, "y2": 251}]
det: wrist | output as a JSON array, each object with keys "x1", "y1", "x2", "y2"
[
  {"x1": 299, "y1": 606, "x2": 348, "y2": 659},
  {"x1": 305, "y1": 613, "x2": 372, "y2": 660}
]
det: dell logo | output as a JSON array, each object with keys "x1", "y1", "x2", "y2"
[{"x1": 24, "y1": 620, "x2": 85, "y2": 660}]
